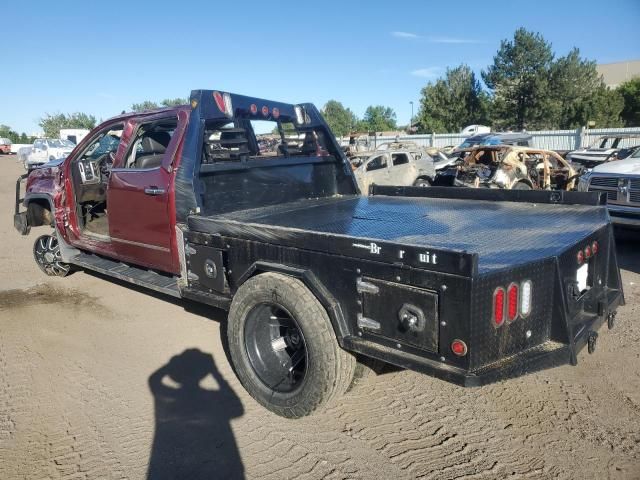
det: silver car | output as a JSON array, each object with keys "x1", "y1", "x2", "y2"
[{"x1": 353, "y1": 149, "x2": 436, "y2": 193}]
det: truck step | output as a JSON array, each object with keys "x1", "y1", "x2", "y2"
[{"x1": 71, "y1": 253, "x2": 180, "y2": 298}]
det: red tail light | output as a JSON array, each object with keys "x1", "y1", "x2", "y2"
[
  {"x1": 507, "y1": 283, "x2": 519, "y2": 322},
  {"x1": 493, "y1": 287, "x2": 505, "y2": 327}
]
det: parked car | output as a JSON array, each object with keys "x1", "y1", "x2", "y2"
[
  {"x1": 578, "y1": 148, "x2": 640, "y2": 228},
  {"x1": 14, "y1": 89, "x2": 622, "y2": 418},
  {"x1": 353, "y1": 147, "x2": 436, "y2": 191},
  {"x1": 434, "y1": 146, "x2": 577, "y2": 191},
  {"x1": 567, "y1": 134, "x2": 640, "y2": 171},
  {"x1": 23, "y1": 138, "x2": 75, "y2": 168},
  {"x1": 458, "y1": 132, "x2": 534, "y2": 150},
  {"x1": 0, "y1": 138, "x2": 12, "y2": 154}
]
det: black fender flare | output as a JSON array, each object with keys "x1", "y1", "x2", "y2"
[
  {"x1": 23, "y1": 193, "x2": 56, "y2": 228},
  {"x1": 235, "y1": 261, "x2": 350, "y2": 347}
]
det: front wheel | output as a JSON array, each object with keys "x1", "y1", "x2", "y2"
[
  {"x1": 413, "y1": 177, "x2": 432, "y2": 187},
  {"x1": 33, "y1": 235, "x2": 71, "y2": 277},
  {"x1": 227, "y1": 272, "x2": 356, "y2": 418}
]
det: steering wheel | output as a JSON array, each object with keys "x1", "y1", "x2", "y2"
[{"x1": 98, "y1": 151, "x2": 116, "y2": 177}]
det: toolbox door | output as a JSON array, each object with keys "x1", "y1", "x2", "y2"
[{"x1": 360, "y1": 278, "x2": 439, "y2": 352}]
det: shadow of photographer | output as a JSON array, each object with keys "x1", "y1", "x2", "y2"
[{"x1": 147, "y1": 348, "x2": 245, "y2": 479}]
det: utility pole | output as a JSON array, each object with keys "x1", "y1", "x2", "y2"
[{"x1": 409, "y1": 101, "x2": 414, "y2": 133}]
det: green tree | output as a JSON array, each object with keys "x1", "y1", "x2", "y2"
[
  {"x1": 416, "y1": 65, "x2": 490, "y2": 133},
  {"x1": 618, "y1": 77, "x2": 640, "y2": 127},
  {"x1": 39, "y1": 113, "x2": 97, "y2": 138},
  {"x1": 360, "y1": 105, "x2": 397, "y2": 132},
  {"x1": 0, "y1": 124, "x2": 20, "y2": 143},
  {"x1": 482, "y1": 28, "x2": 555, "y2": 130},
  {"x1": 547, "y1": 48, "x2": 623, "y2": 128},
  {"x1": 322, "y1": 100, "x2": 358, "y2": 137},
  {"x1": 131, "y1": 98, "x2": 188, "y2": 112}
]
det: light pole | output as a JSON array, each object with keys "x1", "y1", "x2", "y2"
[{"x1": 409, "y1": 101, "x2": 414, "y2": 133}]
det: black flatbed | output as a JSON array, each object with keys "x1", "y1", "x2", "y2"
[{"x1": 188, "y1": 195, "x2": 609, "y2": 274}]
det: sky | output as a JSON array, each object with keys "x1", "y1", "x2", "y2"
[{"x1": 1, "y1": 0, "x2": 639, "y2": 135}]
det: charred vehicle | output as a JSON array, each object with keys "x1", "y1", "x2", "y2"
[
  {"x1": 434, "y1": 146, "x2": 578, "y2": 191},
  {"x1": 15, "y1": 90, "x2": 623, "y2": 418},
  {"x1": 353, "y1": 146, "x2": 436, "y2": 190}
]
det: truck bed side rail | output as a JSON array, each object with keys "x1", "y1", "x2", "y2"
[{"x1": 370, "y1": 185, "x2": 607, "y2": 207}]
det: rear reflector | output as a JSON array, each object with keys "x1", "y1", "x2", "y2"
[
  {"x1": 493, "y1": 287, "x2": 505, "y2": 327},
  {"x1": 507, "y1": 283, "x2": 519, "y2": 322},
  {"x1": 451, "y1": 339, "x2": 468, "y2": 356},
  {"x1": 213, "y1": 91, "x2": 225, "y2": 113},
  {"x1": 294, "y1": 105, "x2": 305, "y2": 124},
  {"x1": 213, "y1": 91, "x2": 233, "y2": 117},
  {"x1": 520, "y1": 280, "x2": 532, "y2": 317}
]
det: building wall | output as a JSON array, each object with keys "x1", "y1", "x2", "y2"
[{"x1": 597, "y1": 60, "x2": 640, "y2": 88}]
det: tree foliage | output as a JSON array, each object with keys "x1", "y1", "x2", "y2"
[
  {"x1": 482, "y1": 28, "x2": 554, "y2": 130},
  {"x1": 360, "y1": 105, "x2": 397, "y2": 132},
  {"x1": 416, "y1": 65, "x2": 490, "y2": 133},
  {"x1": 131, "y1": 98, "x2": 188, "y2": 112},
  {"x1": 39, "y1": 113, "x2": 97, "y2": 138},
  {"x1": 322, "y1": 100, "x2": 358, "y2": 137},
  {"x1": 0, "y1": 124, "x2": 35, "y2": 143},
  {"x1": 618, "y1": 77, "x2": 640, "y2": 127}
]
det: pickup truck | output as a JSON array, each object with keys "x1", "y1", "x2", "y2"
[{"x1": 14, "y1": 90, "x2": 624, "y2": 418}]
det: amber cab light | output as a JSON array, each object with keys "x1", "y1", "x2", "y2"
[
  {"x1": 493, "y1": 287, "x2": 505, "y2": 327},
  {"x1": 451, "y1": 339, "x2": 468, "y2": 356}
]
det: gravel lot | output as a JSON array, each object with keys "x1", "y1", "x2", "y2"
[{"x1": 0, "y1": 157, "x2": 639, "y2": 479}]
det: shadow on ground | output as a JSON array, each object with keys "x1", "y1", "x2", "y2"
[{"x1": 147, "y1": 348, "x2": 245, "y2": 480}]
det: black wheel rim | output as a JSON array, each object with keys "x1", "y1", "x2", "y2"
[
  {"x1": 244, "y1": 303, "x2": 308, "y2": 393},
  {"x1": 33, "y1": 235, "x2": 70, "y2": 276}
]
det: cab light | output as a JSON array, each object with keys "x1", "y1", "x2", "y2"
[
  {"x1": 507, "y1": 283, "x2": 519, "y2": 322},
  {"x1": 493, "y1": 287, "x2": 505, "y2": 327},
  {"x1": 577, "y1": 250, "x2": 584, "y2": 265},
  {"x1": 249, "y1": 103, "x2": 257, "y2": 115},
  {"x1": 592, "y1": 241, "x2": 599, "y2": 255},
  {"x1": 520, "y1": 280, "x2": 532, "y2": 317},
  {"x1": 584, "y1": 245, "x2": 592, "y2": 259},
  {"x1": 451, "y1": 339, "x2": 468, "y2": 356},
  {"x1": 272, "y1": 107, "x2": 280, "y2": 119}
]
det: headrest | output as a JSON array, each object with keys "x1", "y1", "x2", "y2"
[{"x1": 141, "y1": 131, "x2": 171, "y2": 153}]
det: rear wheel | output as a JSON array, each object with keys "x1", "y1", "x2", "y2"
[
  {"x1": 512, "y1": 181, "x2": 532, "y2": 190},
  {"x1": 227, "y1": 272, "x2": 356, "y2": 418},
  {"x1": 413, "y1": 177, "x2": 432, "y2": 187},
  {"x1": 33, "y1": 234, "x2": 71, "y2": 277}
]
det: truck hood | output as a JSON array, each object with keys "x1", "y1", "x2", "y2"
[{"x1": 591, "y1": 157, "x2": 640, "y2": 175}]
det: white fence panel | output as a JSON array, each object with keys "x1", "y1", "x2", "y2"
[{"x1": 338, "y1": 127, "x2": 640, "y2": 151}]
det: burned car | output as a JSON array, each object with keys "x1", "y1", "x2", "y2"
[
  {"x1": 434, "y1": 146, "x2": 578, "y2": 191},
  {"x1": 353, "y1": 147, "x2": 436, "y2": 191}
]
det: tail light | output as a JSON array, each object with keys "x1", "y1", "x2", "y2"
[
  {"x1": 493, "y1": 287, "x2": 505, "y2": 327},
  {"x1": 261, "y1": 105, "x2": 269, "y2": 117},
  {"x1": 451, "y1": 339, "x2": 468, "y2": 356},
  {"x1": 577, "y1": 250, "x2": 585, "y2": 265},
  {"x1": 520, "y1": 280, "x2": 532, "y2": 317},
  {"x1": 592, "y1": 241, "x2": 599, "y2": 255},
  {"x1": 584, "y1": 245, "x2": 592, "y2": 259},
  {"x1": 507, "y1": 283, "x2": 519, "y2": 322}
]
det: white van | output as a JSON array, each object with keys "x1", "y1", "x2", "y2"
[{"x1": 460, "y1": 125, "x2": 490, "y2": 136}]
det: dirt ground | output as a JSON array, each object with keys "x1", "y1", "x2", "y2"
[{"x1": 0, "y1": 156, "x2": 639, "y2": 480}]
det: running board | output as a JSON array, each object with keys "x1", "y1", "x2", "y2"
[{"x1": 71, "y1": 253, "x2": 181, "y2": 298}]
